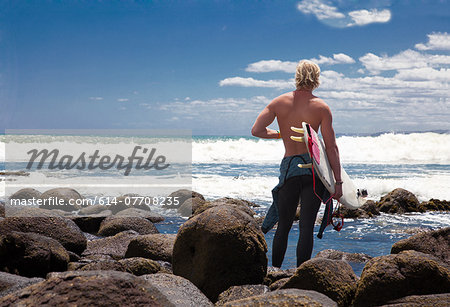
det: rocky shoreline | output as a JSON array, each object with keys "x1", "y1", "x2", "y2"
[{"x1": 0, "y1": 188, "x2": 449, "y2": 306}]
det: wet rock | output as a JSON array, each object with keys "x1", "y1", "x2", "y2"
[
  {"x1": 381, "y1": 293, "x2": 450, "y2": 306},
  {"x1": 353, "y1": 250, "x2": 450, "y2": 306},
  {"x1": 140, "y1": 273, "x2": 213, "y2": 306},
  {"x1": 79, "y1": 204, "x2": 110, "y2": 215},
  {"x1": 0, "y1": 270, "x2": 212, "y2": 306},
  {"x1": 192, "y1": 197, "x2": 256, "y2": 218},
  {"x1": 0, "y1": 231, "x2": 70, "y2": 277},
  {"x1": 39, "y1": 188, "x2": 85, "y2": 212},
  {"x1": 172, "y1": 205, "x2": 267, "y2": 302},
  {"x1": 177, "y1": 197, "x2": 206, "y2": 217},
  {"x1": 118, "y1": 257, "x2": 161, "y2": 276},
  {"x1": 221, "y1": 289, "x2": 337, "y2": 306},
  {"x1": 164, "y1": 189, "x2": 205, "y2": 209},
  {"x1": 0, "y1": 216, "x2": 87, "y2": 254},
  {"x1": 98, "y1": 216, "x2": 159, "y2": 237},
  {"x1": 70, "y1": 210, "x2": 112, "y2": 234},
  {"x1": 315, "y1": 249, "x2": 373, "y2": 263},
  {"x1": 8, "y1": 188, "x2": 41, "y2": 204},
  {"x1": 377, "y1": 188, "x2": 420, "y2": 213},
  {"x1": 340, "y1": 200, "x2": 380, "y2": 218},
  {"x1": 0, "y1": 271, "x2": 43, "y2": 298},
  {"x1": 81, "y1": 230, "x2": 139, "y2": 260},
  {"x1": 125, "y1": 234, "x2": 176, "y2": 262},
  {"x1": 269, "y1": 277, "x2": 290, "y2": 291},
  {"x1": 116, "y1": 207, "x2": 165, "y2": 223},
  {"x1": 418, "y1": 198, "x2": 450, "y2": 212},
  {"x1": 391, "y1": 226, "x2": 449, "y2": 264},
  {"x1": 263, "y1": 267, "x2": 296, "y2": 285},
  {"x1": 216, "y1": 284, "x2": 269, "y2": 306},
  {"x1": 281, "y1": 258, "x2": 357, "y2": 307}
]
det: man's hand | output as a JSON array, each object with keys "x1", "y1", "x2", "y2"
[{"x1": 333, "y1": 184, "x2": 343, "y2": 201}]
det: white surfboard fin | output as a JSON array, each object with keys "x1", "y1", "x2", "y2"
[
  {"x1": 297, "y1": 163, "x2": 312, "y2": 169},
  {"x1": 290, "y1": 136, "x2": 304, "y2": 142},
  {"x1": 290, "y1": 127, "x2": 304, "y2": 134}
]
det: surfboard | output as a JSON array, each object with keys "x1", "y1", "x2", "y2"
[{"x1": 290, "y1": 122, "x2": 366, "y2": 209}]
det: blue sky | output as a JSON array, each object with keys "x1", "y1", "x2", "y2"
[{"x1": 1, "y1": 0, "x2": 449, "y2": 135}]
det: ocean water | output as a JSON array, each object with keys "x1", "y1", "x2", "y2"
[{"x1": 1, "y1": 132, "x2": 449, "y2": 274}]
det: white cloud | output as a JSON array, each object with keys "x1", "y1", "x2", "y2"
[
  {"x1": 245, "y1": 54, "x2": 354, "y2": 73},
  {"x1": 89, "y1": 97, "x2": 104, "y2": 101},
  {"x1": 359, "y1": 49, "x2": 450, "y2": 74},
  {"x1": 219, "y1": 77, "x2": 293, "y2": 89},
  {"x1": 117, "y1": 98, "x2": 129, "y2": 102},
  {"x1": 297, "y1": 0, "x2": 345, "y2": 20},
  {"x1": 394, "y1": 67, "x2": 450, "y2": 81},
  {"x1": 297, "y1": 0, "x2": 391, "y2": 28},
  {"x1": 246, "y1": 60, "x2": 297, "y2": 73},
  {"x1": 347, "y1": 9, "x2": 391, "y2": 26},
  {"x1": 415, "y1": 32, "x2": 450, "y2": 51},
  {"x1": 310, "y1": 53, "x2": 355, "y2": 65}
]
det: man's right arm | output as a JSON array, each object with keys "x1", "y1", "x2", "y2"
[{"x1": 320, "y1": 104, "x2": 343, "y2": 200}]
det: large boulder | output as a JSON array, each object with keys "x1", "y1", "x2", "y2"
[
  {"x1": 141, "y1": 273, "x2": 213, "y2": 306},
  {"x1": 0, "y1": 216, "x2": 87, "y2": 254},
  {"x1": 0, "y1": 270, "x2": 213, "y2": 306},
  {"x1": 340, "y1": 200, "x2": 380, "y2": 218},
  {"x1": 98, "y1": 216, "x2": 159, "y2": 237},
  {"x1": 353, "y1": 250, "x2": 450, "y2": 306},
  {"x1": 281, "y1": 258, "x2": 357, "y2": 307},
  {"x1": 192, "y1": 197, "x2": 256, "y2": 218},
  {"x1": 382, "y1": 293, "x2": 450, "y2": 306},
  {"x1": 377, "y1": 188, "x2": 420, "y2": 213},
  {"x1": 106, "y1": 194, "x2": 151, "y2": 214},
  {"x1": 82, "y1": 230, "x2": 139, "y2": 260},
  {"x1": 216, "y1": 284, "x2": 269, "y2": 306},
  {"x1": 38, "y1": 188, "x2": 85, "y2": 212},
  {"x1": 172, "y1": 205, "x2": 267, "y2": 302},
  {"x1": 221, "y1": 289, "x2": 337, "y2": 306},
  {"x1": 8, "y1": 188, "x2": 41, "y2": 204},
  {"x1": 165, "y1": 189, "x2": 205, "y2": 209},
  {"x1": 125, "y1": 234, "x2": 176, "y2": 262},
  {"x1": 177, "y1": 197, "x2": 206, "y2": 217},
  {"x1": 418, "y1": 199, "x2": 450, "y2": 212},
  {"x1": 391, "y1": 227, "x2": 449, "y2": 264},
  {"x1": 0, "y1": 271, "x2": 43, "y2": 298},
  {"x1": 0, "y1": 231, "x2": 70, "y2": 277},
  {"x1": 115, "y1": 207, "x2": 165, "y2": 223}
]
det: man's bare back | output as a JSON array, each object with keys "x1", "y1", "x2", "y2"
[{"x1": 274, "y1": 90, "x2": 329, "y2": 157}]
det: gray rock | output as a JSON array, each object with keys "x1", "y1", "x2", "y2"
[
  {"x1": 172, "y1": 205, "x2": 267, "y2": 302},
  {"x1": 164, "y1": 189, "x2": 205, "y2": 210},
  {"x1": 98, "y1": 216, "x2": 159, "y2": 237},
  {"x1": 222, "y1": 289, "x2": 337, "y2": 306},
  {"x1": 353, "y1": 250, "x2": 450, "y2": 306},
  {"x1": 216, "y1": 284, "x2": 269, "y2": 306},
  {"x1": 0, "y1": 271, "x2": 43, "y2": 298},
  {"x1": 8, "y1": 188, "x2": 41, "y2": 203},
  {"x1": 118, "y1": 258, "x2": 161, "y2": 276},
  {"x1": 0, "y1": 231, "x2": 70, "y2": 277},
  {"x1": 81, "y1": 230, "x2": 139, "y2": 260},
  {"x1": 282, "y1": 258, "x2": 357, "y2": 307},
  {"x1": 140, "y1": 273, "x2": 213, "y2": 306},
  {"x1": 391, "y1": 226, "x2": 449, "y2": 264},
  {"x1": 116, "y1": 207, "x2": 164, "y2": 223},
  {"x1": 381, "y1": 293, "x2": 450, "y2": 306},
  {"x1": 0, "y1": 270, "x2": 211, "y2": 306},
  {"x1": 125, "y1": 234, "x2": 176, "y2": 262},
  {"x1": 377, "y1": 188, "x2": 420, "y2": 213},
  {"x1": 0, "y1": 216, "x2": 87, "y2": 254},
  {"x1": 39, "y1": 188, "x2": 85, "y2": 212},
  {"x1": 177, "y1": 197, "x2": 206, "y2": 217}
]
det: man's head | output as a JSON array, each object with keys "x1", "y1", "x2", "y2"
[{"x1": 295, "y1": 60, "x2": 320, "y2": 90}]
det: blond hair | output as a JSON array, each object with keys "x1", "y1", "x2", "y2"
[{"x1": 295, "y1": 60, "x2": 320, "y2": 90}]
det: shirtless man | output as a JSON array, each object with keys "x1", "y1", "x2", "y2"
[{"x1": 251, "y1": 60, "x2": 343, "y2": 268}]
